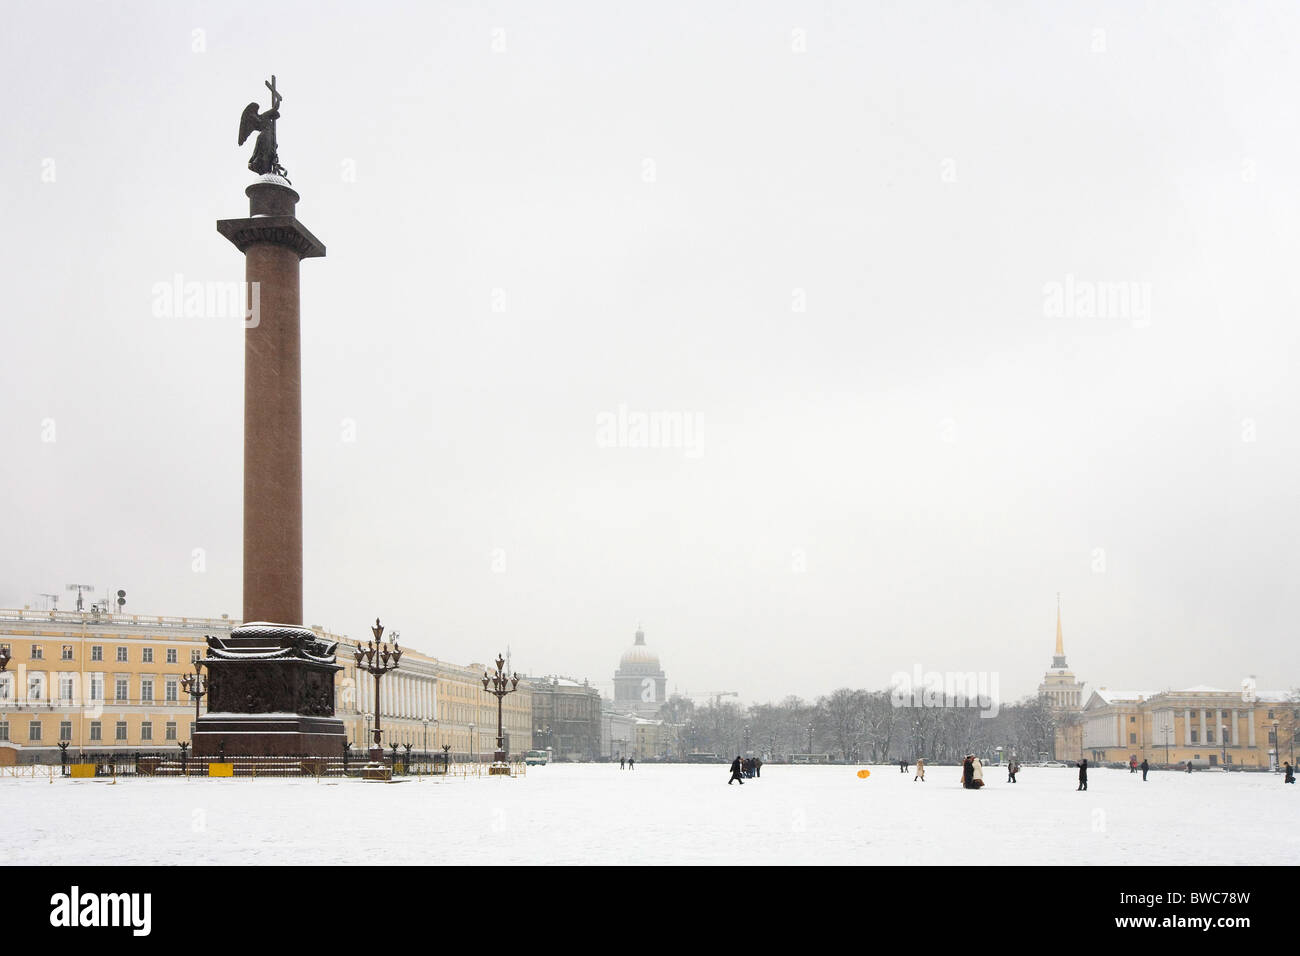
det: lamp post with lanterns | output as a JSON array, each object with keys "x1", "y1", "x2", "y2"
[
  {"x1": 180, "y1": 664, "x2": 207, "y2": 726},
  {"x1": 354, "y1": 618, "x2": 402, "y2": 779},
  {"x1": 482, "y1": 653, "x2": 519, "y2": 775}
]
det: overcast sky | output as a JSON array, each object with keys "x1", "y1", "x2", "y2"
[{"x1": 2, "y1": 1, "x2": 1298, "y2": 704}]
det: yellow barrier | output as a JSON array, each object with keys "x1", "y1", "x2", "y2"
[
  {"x1": 70, "y1": 764, "x2": 95, "y2": 778},
  {"x1": 208, "y1": 763, "x2": 235, "y2": 777}
]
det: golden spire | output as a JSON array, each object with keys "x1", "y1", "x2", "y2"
[{"x1": 1055, "y1": 593, "x2": 1064, "y2": 657}]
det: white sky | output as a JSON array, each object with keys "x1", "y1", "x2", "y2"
[{"x1": 2, "y1": 1, "x2": 1298, "y2": 703}]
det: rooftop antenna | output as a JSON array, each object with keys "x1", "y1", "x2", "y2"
[
  {"x1": 66, "y1": 584, "x2": 94, "y2": 612},
  {"x1": 38, "y1": 593, "x2": 58, "y2": 611}
]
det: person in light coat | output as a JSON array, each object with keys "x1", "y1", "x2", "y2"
[
  {"x1": 914, "y1": 757, "x2": 925, "y2": 782},
  {"x1": 971, "y1": 755, "x2": 986, "y2": 789}
]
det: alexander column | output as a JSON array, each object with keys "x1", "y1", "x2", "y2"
[{"x1": 193, "y1": 76, "x2": 345, "y2": 758}]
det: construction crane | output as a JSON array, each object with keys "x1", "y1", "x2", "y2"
[
  {"x1": 687, "y1": 690, "x2": 740, "y2": 708},
  {"x1": 38, "y1": 593, "x2": 59, "y2": 611},
  {"x1": 66, "y1": 584, "x2": 94, "y2": 612}
]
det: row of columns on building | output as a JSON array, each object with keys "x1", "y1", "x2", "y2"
[
  {"x1": 1143, "y1": 708, "x2": 1256, "y2": 747},
  {"x1": 351, "y1": 669, "x2": 437, "y2": 720}
]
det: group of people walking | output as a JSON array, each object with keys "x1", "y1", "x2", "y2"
[
  {"x1": 727, "y1": 755, "x2": 762, "y2": 784},
  {"x1": 618, "y1": 756, "x2": 634, "y2": 770}
]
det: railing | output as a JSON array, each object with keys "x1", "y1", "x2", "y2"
[
  {"x1": 0, "y1": 608, "x2": 240, "y2": 628},
  {"x1": 10, "y1": 750, "x2": 529, "y2": 779}
]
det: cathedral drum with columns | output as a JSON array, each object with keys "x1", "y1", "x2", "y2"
[{"x1": 613, "y1": 628, "x2": 667, "y2": 719}]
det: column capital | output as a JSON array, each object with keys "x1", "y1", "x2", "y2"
[{"x1": 217, "y1": 215, "x2": 326, "y2": 259}]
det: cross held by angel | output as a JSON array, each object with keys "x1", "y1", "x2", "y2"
[{"x1": 238, "y1": 75, "x2": 291, "y2": 182}]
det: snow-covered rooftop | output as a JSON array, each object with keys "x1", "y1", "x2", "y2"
[{"x1": 1092, "y1": 689, "x2": 1157, "y2": 704}]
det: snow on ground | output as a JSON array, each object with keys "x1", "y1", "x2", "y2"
[{"x1": 1, "y1": 763, "x2": 1295, "y2": 866}]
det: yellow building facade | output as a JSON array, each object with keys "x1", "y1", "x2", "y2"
[
  {"x1": 1081, "y1": 686, "x2": 1296, "y2": 768},
  {"x1": 0, "y1": 607, "x2": 531, "y2": 762}
]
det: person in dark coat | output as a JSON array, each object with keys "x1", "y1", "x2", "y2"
[
  {"x1": 619, "y1": 756, "x2": 625, "y2": 770},
  {"x1": 961, "y1": 755, "x2": 975, "y2": 789},
  {"x1": 728, "y1": 755, "x2": 745, "y2": 785},
  {"x1": 1077, "y1": 758, "x2": 1088, "y2": 791},
  {"x1": 1284, "y1": 761, "x2": 1295, "y2": 784},
  {"x1": 1007, "y1": 759, "x2": 1018, "y2": 783},
  {"x1": 754, "y1": 757, "x2": 762, "y2": 778},
  {"x1": 1140, "y1": 758, "x2": 1150, "y2": 781},
  {"x1": 628, "y1": 756, "x2": 634, "y2": 770},
  {"x1": 1186, "y1": 760, "x2": 1193, "y2": 774}
]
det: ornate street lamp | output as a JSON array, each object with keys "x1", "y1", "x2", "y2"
[
  {"x1": 354, "y1": 618, "x2": 402, "y2": 778},
  {"x1": 180, "y1": 664, "x2": 207, "y2": 725},
  {"x1": 482, "y1": 653, "x2": 519, "y2": 775}
]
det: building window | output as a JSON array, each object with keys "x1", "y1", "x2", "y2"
[
  {"x1": 191, "y1": 650, "x2": 200, "y2": 663},
  {"x1": 1129, "y1": 733, "x2": 1136, "y2": 744},
  {"x1": 1191, "y1": 731, "x2": 1199, "y2": 743},
  {"x1": 59, "y1": 721, "x2": 72, "y2": 741},
  {"x1": 1129, "y1": 715, "x2": 1135, "y2": 723},
  {"x1": 142, "y1": 648, "x2": 153, "y2": 663},
  {"x1": 61, "y1": 645, "x2": 74, "y2": 661},
  {"x1": 0, "y1": 676, "x2": 10, "y2": 700},
  {"x1": 28, "y1": 720, "x2": 43, "y2": 742},
  {"x1": 115, "y1": 678, "x2": 129, "y2": 702},
  {"x1": 141, "y1": 722, "x2": 153, "y2": 742},
  {"x1": 89, "y1": 675, "x2": 103, "y2": 701},
  {"x1": 90, "y1": 722, "x2": 102, "y2": 742},
  {"x1": 1268, "y1": 710, "x2": 1275, "y2": 720},
  {"x1": 0, "y1": 721, "x2": 8, "y2": 741},
  {"x1": 91, "y1": 645, "x2": 103, "y2": 661},
  {"x1": 28, "y1": 677, "x2": 43, "y2": 701},
  {"x1": 165, "y1": 678, "x2": 178, "y2": 703},
  {"x1": 166, "y1": 648, "x2": 178, "y2": 664},
  {"x1": 141, "y1": 679, "x2": 154, "y2": 703},
  {"x1": 165, "y1": 721, "x2": 177, "y2": 741},
  {"x1": 116, "y1": 647, "x2": 128, "y2": 663},
  {"x1": 59, "y1": 676, "x2": 74, "y2": 701},
  {"x1": 1207, "y1": 729, "x2": 1214, "y2": 744},
  {"x1": 115, "y1": 721, "x2": 127, "y2": 741},
  {"x1": 30, "y1": 645, "x2": 43, "y2": 660}
]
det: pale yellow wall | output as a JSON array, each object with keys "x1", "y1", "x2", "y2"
[{"x1": 0, "y1": 612, "x2": 531, "y2": 758}]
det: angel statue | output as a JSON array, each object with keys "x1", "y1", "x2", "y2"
[{"x1": 238, "y1": 75, "x2": 291, "y2": 182}]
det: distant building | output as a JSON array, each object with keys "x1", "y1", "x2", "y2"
[
  {"x1": 601, "y1": 706, "x2": 636, "y2": 760},
  {"x1": 530, "y1": 676, "x2": 602, "y2": 761},
  {"x1": 612, "y1": 626, "x2": 667, "y2": 719},
  {"x1": 1037, "y1": 599, "x2": 1085, "y2": 759},
  {"x1": 1081, "y1": 686, "x2": 1295, "y2": 768},
  {"x1": 0, "y1": 606, "x2": 531, "y2": 763}
]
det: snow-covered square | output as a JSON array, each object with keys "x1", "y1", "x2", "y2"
[{"x1": 2, "y1": 763, "x2": 1294, "y2": 866}]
